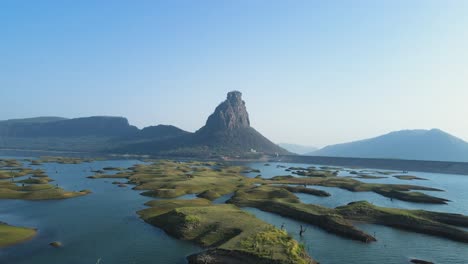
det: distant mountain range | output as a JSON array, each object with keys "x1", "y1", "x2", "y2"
[
  {"x1": 4, "y1": 93, "x2": 468, "y2": 162},
  {"x1": 278, "y1": 143, "x2": 317, "y2": 155},
  {"x1": 0, "y1": 91, "x2": 288, "y2": 157},
  {"x1": 308, "y1": 129, "x2": 468, "y2": 162}
]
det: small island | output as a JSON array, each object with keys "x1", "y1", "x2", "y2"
[
  {"x1": 0, "y1": 222, "x2": 37, "y2": 248},
  {"x1": 92, "y1": 159, "x2": 468, "y2": 261}
]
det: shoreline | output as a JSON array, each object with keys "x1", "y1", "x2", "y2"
[{"x1": 278, "y1": 155, "x2": 468, "y2": 176}]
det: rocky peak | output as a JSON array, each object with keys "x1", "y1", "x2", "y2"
[{"x1": 200, "y1": 91, "x2": 250, "y2": 132}]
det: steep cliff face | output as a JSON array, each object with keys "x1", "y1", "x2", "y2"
[
  {"x1": 116, "y1": 91, "x2": 289, "y2": 156},
  {"x1": 191, "y1": 91, "x2": 289, "y2": 155},
  {"x1": 0, "y1": 116, "x2": 138, "y2": 137},
  {"x1": 200, "y1": 91, "x2": 250, "y2": 132}
]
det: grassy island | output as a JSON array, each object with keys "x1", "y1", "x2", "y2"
[
  {"x1": 0, "y1": 223, "x2": 37, "y2": 247},
  {"x1": 138, "y1": 199, "x2": 316, "y2": 264},
  {"x1": 229, "y1": 185, "x2": 468, "y2": 243},
  {"x1": 91, "y1": 158, "x2": 468, "y2": 261},
  {"x1": 270, "y1": 175, "x2": 448, "y2": 204},
  {"x1": 0, "y1": 159, "x2": 91, "y2": 200},
  {"x1": 228, "y1": 185, "x2": 376, "y2": 242},
  {"x1": 337, "y1": 201, "x2": 468, "y2": 243},
  {"x1": 90, "y1": 160, "x2": 260, "y2": 200},
  {"x1": 393, "y1": 175, "x2": 428, "y2": 181}
]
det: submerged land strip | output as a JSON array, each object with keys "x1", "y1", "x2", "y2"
[
  {"x1": 0, "y1": 222, "x2": 37, "y2": 248},
  {"x1": 3, "y1": 157, "x2": 468, "y2": 262},
  {"x1": 0, "y1": 157, "x2": 93, "y2": 247},
  {"x1": 89, "y1": 160, "x2": 468, "y2": 263},
  {"x1": 0, "y1": 158, "x2": 92, "y2": 200}
]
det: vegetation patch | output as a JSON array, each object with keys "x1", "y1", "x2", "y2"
[
  {"x1": 353, "y1": 175, "x2": 388, "y2": 179},
  {"x1": 35, "y1": 156, "x2": 96, "y2": 164},
  {"x1": 90, "y1": 160, "x2": 260, "y2": 201},
  {"x1": 0, "y1": 159, "x2": 91, "y2": 200},
  {"x1": 228, "y1": 185, "x2": 376, "y2": 242},
  {"x1": 138, "y1": 199, "x2": 315, "y2": 264},
  {"x1": 270, "y1": 175, "x2": 445, "y2": 204},
  {"x1": 337, "y1": 201, "x2": 468, "y2": 243},
  {"x1": 393, "y1": 175, "x2": 428, "y2": 181},
  {"x1": 0, "y1": 223, "x2": 37, "y2": 247}
]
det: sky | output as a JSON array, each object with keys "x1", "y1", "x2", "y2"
[{"x1": 1, "y1": 0, "x2": 468, "y2": 147}]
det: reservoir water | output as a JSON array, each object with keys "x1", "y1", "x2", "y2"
[{"x1": 1, "y1": 158, "x2": 467, "y2": 263}]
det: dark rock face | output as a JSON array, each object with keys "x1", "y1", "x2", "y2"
[
  {"x1": 200, "y1": 91, "x2": 250, "y2": 133},
  {"x1": 117, "y1": 91, "x2": 289, "y2": 156},
  {"x1": 191, "y1": 91, "x2": 289, "y2": 155}
]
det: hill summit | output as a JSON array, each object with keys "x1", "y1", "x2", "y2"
[{"x1": 199, "y1": 91, "x2": 250, "y2": 132}]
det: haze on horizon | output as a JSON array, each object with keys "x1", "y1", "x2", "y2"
[{"x1": 1, "y1": 1, "x2": 468, "y2": 148}]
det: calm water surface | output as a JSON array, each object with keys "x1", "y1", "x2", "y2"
[
  {"x1": 1, "y1": 158, "x2": 467, "y2": 263},
  {"x1": 0, "y1": 157, "x2": 200, "y2": 264}
]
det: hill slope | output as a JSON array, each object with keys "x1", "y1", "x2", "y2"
[
  {"x1": 0, "y1": 116, "x2": 137, "y2": 138},
  {"x1": 0, "y1": 91, "x2": 287, "y2": 157},
  {"x1": 308, "y1": 129, "x2": 468, "y2": 162},
  {"x1": 0, "y1": 116, "x2": 189, "y2": 152},
  {"x1": 278, "y1": 143, "x2": 317, "y2": 155},
  {"x1": 118, "y1": 91, "x2": 289, "y2": 156}
]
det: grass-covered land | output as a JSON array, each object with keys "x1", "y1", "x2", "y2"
[
  {"x1": 228, "y1": 185, "x2": 376, "y2": 242},
  {"x1": 289, "y1": 167, "x2": 338, "y2": 177},
  {"x1": 35, "y1": 156, "x2": 95, "y2": 164},
  {"x1": 0, "y1": 166, "x2": 47, "y2": 180},
  {"x1": 337, "y1": 201, "x2": 468, "y2": 243},
  {"x1": 90, "y1": 158, "x2": 468, "y2": 263},
  {"x1": 228, "y1": 185, "x2": 468, "y2": 243},
  {"x1": 138, "y1": 199, "x2": 315, "y2": 264},
  {"x1": 90, "y1": 160, "x2": 260, "y2": 200},
  {"x1": 0, "y1": 159, "x2": 91, "y2": 200},
  {"x1": 277, "y1": 185, "x2": 331, "y2": 197},
  {"x1": 0, "y1": 181, "x2": 91, "y2": 200},
  {"x1": 0, "y1": 159, "x2": 23, "y2": 168},
  {"x1": 0, "y1": 222, "x2": 37, "y2": 247},
  {"x1": 393, "y1": 175, "x2": 428, "y2": 180},
  {"x1": 353, "y1": 175, "x2": 388, "y2": 179},
  {"x1": 270, "y1": 175, "x2": 448, "y2": 204}
]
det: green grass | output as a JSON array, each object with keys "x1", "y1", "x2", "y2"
[
  {"x1": 0, "y1": 159, "x2": 91, "y2": 200},
  {"x1": 393, "y1": 175, "x2": 428, "y2": 180},
  {"x1": 0, "y1": 182, "x2": 91, "y2": 200},
  {"x1": 0, "y1": 223, "x2": 37, "y2": 247},
  {"x1": 35, "y1": 156, "x2": 97, "y2": 164},
  {"x1": 354, "y1": 175, "x2": 388, "y2": 179},
  {"x1": 139, "y1": 199, "x2": 313, "y2": 263},
  {"x1": 270, "y1": 175, "x2": 444, "y2": 204},
  {"x1": 90, "y1": 160, "x2": 260, "y2": 200},
  {"x1": 336, "y1": 201, "x2": 468, "y2": 243},
  {"x1": 229, "y1": 185, "x2": 376, "y2": 243}
]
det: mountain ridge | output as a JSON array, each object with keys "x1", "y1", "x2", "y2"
[
  {"x1": 308, "y1": 129, "x2": 468, "y2": 162},
  {"x1": 0, "y1": 91, "x2": 288, "y2": 157},
  {"x1": 118, "y1": 91, "x2": 289, "y2": 156}
]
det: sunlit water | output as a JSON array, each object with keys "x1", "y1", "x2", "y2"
[{"x1": 1, "y1": 158, "x2": 467, "y2": 263}]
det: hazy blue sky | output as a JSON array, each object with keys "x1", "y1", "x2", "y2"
[{"x1": 1, "y1": 1, "x2": 467, "y2": 147}]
